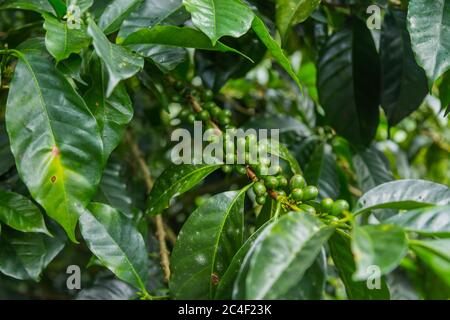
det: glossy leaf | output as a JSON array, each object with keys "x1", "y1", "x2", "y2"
[
  {"x1": 0, "y1": 0, "x2": 55, "y2": 14},
  {"x1": 146, "y1": 163, "x2": 222, "y2": 215},
  {"x1": 407, "y1": 0, "x2": 450, "y2": 85},
  {"x1": 0, "y1": 228, "x2": 65, "y2": 280},
  {"x1": 88, "y1": 19, "x2": 144, "y2": 97},
  {"x1": 68, "y1": 0, "x2": 93, "y2": 13},
  {"x1": 5, "y1": 51, "x2": 103, "y2": 242},
  {"x1": 304, "y1": 143, "x2": 340, "y2": 199},
  {"x1": 77, "y1": 277, "x2": 136, "y2": 300},
  {"x1": 329, "y1": 231, "x2": 390, "y2": 299},
  {"x1": 352, "y1": 145, "x2": 393, "y2": 193},
  {"x1": 43, "y1": 13, "x2": 90, "y2": 62},
  {"x1": 117, "y1": 0, "x2": 188, "y2": 41},
  {"x1": 386, "y1": 205, "x2": 450, "y2": 236},
  {"x1": 380, "y1": 9, "x2": 428, "y2": 126},
  {"x1": 354, "y1": 180, "x2": 450, "y2": 215},
  {"x1": 252, "y1": 16, "x2": 302, "y2": 90},
  {"x1": 275, "y1": 0, "x2": 321, "y2": 41},
  {"x1": 243, "y1": 212, "x2": 334, "y2": 299},
  {"x1": 47, "y1": 0, "x2": 66, "y2": 18},
  {"x1": 98, "y1": 0, "x2": 144, "y2": 35},
  {"x1": 169, "y1": 187, "x2": 249, "y2": 299},
  {"x1": 352, "y1": 224, "x2": 408, "y2": 281},
  {"x1": 83, "y1": 53, "x2": 133, "y2": 160},
  {"x1": 317, "y1": 18, "x2": 380, "y2": 146},
  {"x1": 79, "y1": 203, "x2": 149, "y2": 291},
  {"x1": 0, "y1": 122, "x2": 14, "y2": 176},
  {"x1": 183, "y1": 0, "x2": 254, "y2": 45},
  {"x1": 131, "y1": 45, "x2": 187, "y2": 73},
  {"x1": 0, "y1": 189, "x2": 49, "y2": 234}
]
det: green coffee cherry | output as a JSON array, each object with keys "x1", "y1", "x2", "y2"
[
  {"x1": 290, "y1": 174, "x2": 306, "y2": 190},
  {"x1": 331, "y1": 200, "x2": 349, "y2": 216},
  {"x1": 273, "y1": 165, "x2": 283, "y2": 175},
  {"x1": 302, "y1": 186, "x2": 319, "y2": 201},
  {"x1": 225, "y1": 153, "x2": 235, "y2": 164},
  {"x1": 327, "y1": 216, "x2": 340, "y2": 223},
  {"x1": 222, "y1": 109, "x2": 232, "y2": 118},
  {"x1": 211, "y1": 106, "x2": 222, "y2": 118},
  {"x1": 298, "y1": 204, "x2": 316, "y2": 215},
  {"x1": 198, "y1": 110, "x2": 210, "y2": 121},
  {"x1": 253, "y1": 182, "x2": 267, "y2": 196},
  {"x1": 264, "y1": 176, "x2": 279, "y2": 189},
  {"x1": 256, "y1": 195, "x2": 267, "y2": 205},
  {"x1": 218, "y1": 113, "x2": 231, "y2": 125},
  {"x1": 222, "y1": 165, "x2": 232, "y2": 173},
  {"x1": 235, "y1": 165, "x2": 247, "y2": 175},
  {"x1": 186, "y1": 114, "x2": 196, "y2": 124},
  {"x1": 276, "y1": 190, "x2": 287, "y2": 198},
  {"x1": 277, "y1": 176, "x2": 288, "y2": 188},
  {"x1": 321, "y1": 198, "x2": 334, "y2": 212},
  {"x1": 203, "y1": 101, "x2": 216, "y2": 110},
  {"x1": 204, "y1": 90, "x2": 214, "y2": 101},
  {"x1": 179, "y1": 109, "x2": 190, "y2": 120},
  {"x1": 291, "y1": 188, "x2": 304, "y2": 202},
  {"x1": 174, "y1": 80, "x2": 184, "y2": 91}
]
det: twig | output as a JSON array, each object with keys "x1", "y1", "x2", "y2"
[{"x1": 126, "y1": 131, "x2": 171, "y2": 282}]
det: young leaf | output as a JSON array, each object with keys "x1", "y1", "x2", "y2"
[
  {"x1": 380, "y1": 9, "x2": 428, "y2": 126},
  {"x1": 47, "y1": 0, "x2": 66, "y2": 18},
  {"x1": 117, "y1": 0, "x2": 188, "y2": 41},
  {"x1": 304, "y1": 143, "x2": 340, "y2": 199},
  {"x1": 0, "y1": 228, "x2": 65, "y2": 281},
  {"x1": 317, "y1": 18, "x2": 380, "y2": 146},
  {"x1": 352, "y1": 145, "x2": 393, "y2": 193},
  {"x1": 146, "y1": 163, "x2": 222, "y2": 216},
  {"x1": 354, "y1": 180, "x2": 450, "y2": 215},
  {"x1": 242, "y1": 212, "x2": 334, "y2": 299},
  {"x1": 83, "y1": 53, "x2": 134, "y2": 161},
  {"x1": 252, "y1": 16, "x2": 302, "y2": 90},
  {"x1": 87, "y1": 19, "x2": 144, "y2": 97},
  {"x1": 275, "y1": 0, "x2": 321, "y2": 41},
  {"x1": 385, "y1": 205, "x2": 450, "y2": 236},
  {"x1": 79, "y1": 203, "x2": 149, "y2": 291},
  {"x1": 5, "y1": 51, "x2": 103, "y2": 242},
  {"x1": 329, "y1": 231, "x2": 390, "y2": 299},
  {"x1": 43, "y1": 13, "x2": 91, "y2": 62},
  {"x1": 0, "y1": 189, "x2": 49, "y2": 235},
  {"x1": 183, "y1": 0, "x2": 254, "y2": 45},
  {"x1": 352, "y1": 224, "x2": 408, "y2": 281},
  {"x1": 169, "y1": 187, "x2": 249, "y2": 299},
  {"x1": 407, "y1": 0, "x2": 450, "y2": 85},
  {"x1": 98, "y1": 0, "x2": 144, "y2": 35}
]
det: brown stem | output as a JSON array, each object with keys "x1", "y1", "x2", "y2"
[{"x1": 126, "y1": 131, "x2": 171, "y2": 282}]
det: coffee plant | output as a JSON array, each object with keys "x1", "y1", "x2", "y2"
[{"x1": 0, "y1": 0, "x2": 449, "y2": 300}]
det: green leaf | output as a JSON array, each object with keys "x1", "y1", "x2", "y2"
[
  {"x1": 260, "y1": 138, "x2": 302, "y2": 175},
  {"x1": 95, "y1": 161, "x2": 133, "y2": 218},
  {"x1": 169, "y1": 187, "x2": 249, "y2": 299},
  {"x1": 47, "y1": 0, "x2": 66, "y2": 18},
  {"x1": 354, "y1": 180, "x2": 450, "y2": 215},
  {"x1": 386, "y1": 205, "x2": 450, "y2": 236},
  {"x1": 275, "y1": 0, "x2": 321, "y2": 41},
  {"x1": 439, "y1": 72, "x2": 450, "y2": 116},
  {"x1": 0, "y1": 228, "x2": 65, "y2": 281},
  {"x1": 123, "y1": 26, "x2": 248, "y2": 57},
  {"x1": 57, "y1": 54, "x2": 87, "y2": 85},
  {"x1": 329, "y1": 231, "x2": 390, "y2": 299},
  {"x1": 83, "y1": 53, "x2": 133, "y2": 161},
  {"x1": 410, "y1": 239, "x2": 450, "y2": 288},
  {"x1": 0, "y1": 0, "x2": 55, "y2": 14},
  {"x1": 407, "y1": 0, "x2": 450, "y2": 85},
  {"x1": 5, "y1": 51, "x2": 103, "y2": 242},
  {"x1": 79, "y1": 203, "x2": 149, "y2": 291},
  {"x1": 87, "y1": 19, "x2": 144, "y2": 97},
  {"x1": 98, "y1": 0, "x2": 144, "y2": 35},
  {"x1": 352, "y1": 145, "x2": 393, "y2": 193},
  {"x1": 146, "y1": 163, "x2": 222, "y2": 216},
  {"x1": 0, "y1": 189, "x2": 49, "y2": 235},
  {"x1": 117, "y1": 0, "x2": 188, "y2": 41},
  {"x1": 252, "y1": 16, "x2": 302, "y2": 90},
  {"x1": 215, "y1": 219, "x2": 273, "y2": 299},
  {"x1": 131, "y1": 45, "x2": 187, "y2": 73},
  {"x1": 183, "y1": 0, "x2": 254, "y2": 45},
  {"x1": 352, "y1": 224, "x2": 408, "y2": 281},
  {"x1": 77, "y1": 277, "x2": 137, "y2": 300},
  {"x1": 304, "y1": 143, "x2": 340, "y2": 199},
  {"x1": 0, "y1": 122, "x2": 14, "y2": 176},
  {"x1": 43, "y1": 13, "x2": 90, "y2": 62},
  {"x1": 242, "y1": 212, "x2": 334, "y2": 299},
  {"x1": 317, "y1": 18, "x2": 380, "y2": 146},
  {"x1": 380, "y1": 9, "x2": 428, "y2": 126}
]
